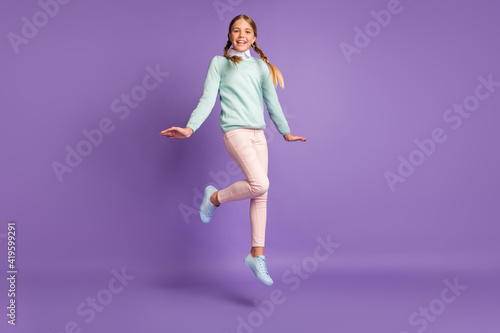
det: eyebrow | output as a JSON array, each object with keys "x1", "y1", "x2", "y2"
[{"x1": 233, "y1": 27, "x2": 252, "y2": 30}]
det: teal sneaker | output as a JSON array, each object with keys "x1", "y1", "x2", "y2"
[
  {"x1": 243, "y1": 253, "x2": 274, "y2": 286},
  {"x1": 199, "y1": 185, "x2": 218, "y2": 223}
]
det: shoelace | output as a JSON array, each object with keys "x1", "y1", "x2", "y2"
[
  {"x1": 206, "y1": 201, "x2": 217, "y2": 216},
  {"x1": 257, "y1": 257, "x2": 269, "y2": 275}
]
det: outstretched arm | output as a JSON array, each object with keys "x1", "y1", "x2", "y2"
[
  {"x1": 185, "y1": 56, "x2": 221, "y2": 133},
  {"x1": 261, "y1": 67, "x2": 306, "y2": 142},
  {"x1": 159, "y1": 57, "x2": 220, "y2": 139}
]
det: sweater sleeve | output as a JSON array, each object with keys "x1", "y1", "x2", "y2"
[
  {"x1": 261, "y1": 66, "x2": 291, "y2": 136},
  {"x1": 186, "y1": 56, "x2": 221, "y2": 133}
]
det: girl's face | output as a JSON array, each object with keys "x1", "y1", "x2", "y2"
[{"x1": 229, "y1": 19, "x2": 256, "y2": 53}]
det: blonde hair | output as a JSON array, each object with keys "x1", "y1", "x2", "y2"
[{"x1": 223, "y1": 14, "x2": 284, "y2": 89}]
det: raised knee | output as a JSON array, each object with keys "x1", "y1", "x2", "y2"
[
  {"x1": 251, "y1": 177, "x2": 269, "y2": 196},
  {"x1": 262, "y1": 177, "x2": 269, "y2": 193}
]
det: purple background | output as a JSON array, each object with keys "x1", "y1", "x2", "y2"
[{"x1": 1, "y1": 0, "x2": 499, "y2": 332}]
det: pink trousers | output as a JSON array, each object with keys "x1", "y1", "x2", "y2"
[{"x1": 217, "y1": 128, "x2": 269, "y2": 247}]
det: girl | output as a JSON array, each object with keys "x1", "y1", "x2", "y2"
[{"x1": 160, "y1": 14, "x2": 306, "y2": 286}]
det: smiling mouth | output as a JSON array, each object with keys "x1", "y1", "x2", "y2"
[{"x1": 236, "y1": 41, "x2": 246, "y2": 45}]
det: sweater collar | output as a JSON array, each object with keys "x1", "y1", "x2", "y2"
[{"x1": 228, "y1": 47, "x2": 251, "y2": 59}]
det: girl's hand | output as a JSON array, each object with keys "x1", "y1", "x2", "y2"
[
  {"x1": 283, "y1": 133, "x2": 307, "y2": 142},
  {"x1": 159, "y1": 126, "x2": 193, "y2": 139}
]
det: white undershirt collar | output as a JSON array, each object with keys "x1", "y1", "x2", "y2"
[{"x1": 228, "y1": 47, "x2": 252, "y2": 59}]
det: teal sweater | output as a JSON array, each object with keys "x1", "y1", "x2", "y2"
[{"x1": 186, "y1": 56, "x2": 291, "y2": 136}]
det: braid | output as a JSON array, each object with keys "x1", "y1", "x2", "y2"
[
  {"x1": 252, "y1": 42, "x2": 269, "y2": 64},
  {"x1": 252, "y1": 41, "x2": 284, "y2": 89},
  {"x1": 223, "y1": 39, "x2": 243, "y2": 69}
]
